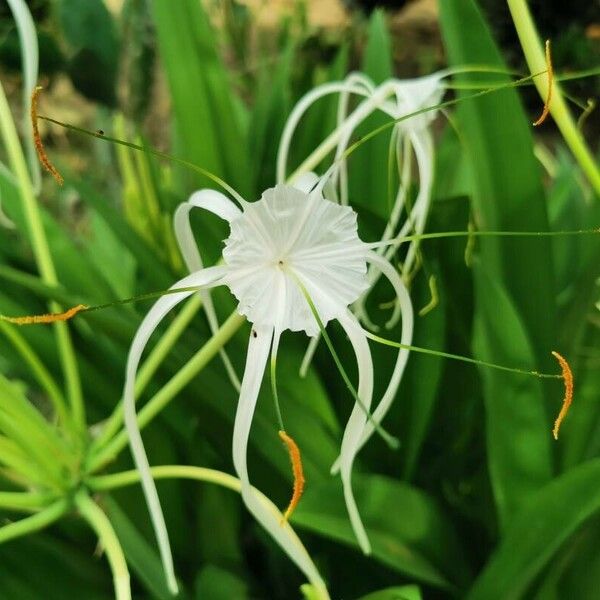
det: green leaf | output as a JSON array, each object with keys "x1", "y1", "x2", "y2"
[
  {"x1": 472, "y1": 261, "x2": 552, "y2": 528},
  {"x1": 358, "y1": 584, "x2": 422, "y2": 600},
  {"x1": 468, "y1": 458, "x2": 600, "y2": 600},
  {"x1": 194, "y1": 565, "x2": 248, "y2": 600},
  {"x1": 0, "y1": 534, "x2": 110, "y2": 599},
  {"x1": 291, "y1": 473, "x2": 471, "y2": 591},
  {"x1": 103, "y1": 496, "x2": 175, "y2": 600},
  {"x1": 58, "y1": 0, "x2": 119, "y2": 105},
  {"x1": 439, "y1": 0, "x2": 555, "y2": 365},
  {"x1": 399, "y1": 265, "x2": 446, "y2": 480},
  {"x1": 351, "y1": 10, "x2": 394, "y2": 217},
  {"x1": 152, "y1": 0, "x2": 250, "y2": 196}
]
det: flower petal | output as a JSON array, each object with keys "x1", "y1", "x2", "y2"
[
  {"x1": 331, "y1": 251, "x2": 413, "y2": 477},
  {"x1": 335, "y1": 309, "x2": 374, "y2": 554},
  {"x1": 123, "y1": 266, "x2": 226, "y2": 595},
  {"x1": 232, "y1": 326, "x2": 326, "y2": 588},
  {"x1": 277, "y1": 80, "x2": 374, "y2": 184},
  {"x1": 292, "y1": 171, "x2": 319, "y2": 194},
  {"x1": 174, "y1": 190, "x2": 242, "y2": 391}
]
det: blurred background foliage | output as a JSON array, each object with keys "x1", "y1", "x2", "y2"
[{"x1": 0, "y1": 0, "x2": 599, "y2": 598}]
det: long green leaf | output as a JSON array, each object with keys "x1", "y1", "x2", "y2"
[{"x1": 468, "y1": 458, "x2": 600, "y2": 600}]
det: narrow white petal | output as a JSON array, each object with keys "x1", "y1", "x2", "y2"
[
  {"x1": 299, "y1": 334, "x2": 320, "y2": 378},
  {"x1": 232, "y1": 326, "x2": 325, "y2": 587},
  {"x1": 332, "y1": 251, "x2": 413, "y2": 474},
  {"x1": 123, "y1": 266, "x2": 226, "y2": 595},
  {"x1": 7, "y1": 0, "x2": 41, "y2": 192},
  {"x1": 292, "y1": 171, "x2": 320, "y2": 194},
  {"x1": 335, "y1": 310, "x2": 374, "y2": 554},
  {"x1": 399, "y1": 129, "x2": 435, "y2": 275},
  {"x1": 174, "y1": 190, "x2": 242, "y2": 391},
  {"x1": 277, "y1": 81, "x2": 374, "y2": 184}
]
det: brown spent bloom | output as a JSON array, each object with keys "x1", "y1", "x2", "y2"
[{"x1": 31, "y1": 86, "x2": 64, "y2": 185}]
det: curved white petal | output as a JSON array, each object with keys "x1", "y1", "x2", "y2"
[
  {"x1": 123, "y1": 266, "x2": 226, "y2": 595},
  {"x1": 333, "y1": 252, "x2": 413, "y2": 481},
  {"x1": 277, "y1": 81, "x2": 375, "y2": 184},
  {"x1": 7, "y1": 0, "x2": 41, "y2": 193},
  {"x1": 335, "y1": 309, "x2": 374, "y2": 554},
  {"x1": 232, "y1": 326, "x2": 326, "y2": 590},
  {"x1": 396, "y1": 129, "x2": 435, "y2": 276},
  {"x1": 299, "y1": 333, "x2": 320, "y2": 378},
  {"x1": 174, "y1": 190, "x2": 242, "y2": 391},
  {"x1": 292, "y1": 171, "x2": 320, "y2": 194}
]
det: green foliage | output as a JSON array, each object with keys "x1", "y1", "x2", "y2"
[{"x1": 0, "y1": 0, "x2": 599, "y2": 599}]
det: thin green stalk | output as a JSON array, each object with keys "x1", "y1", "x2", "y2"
[
  {"x1": 390, "y1": 228, "x2": 599, "y2": 245},
  {"x1": 0, "y1": 321, "x2": 70, "y2": 426},
  {"x1": 0, "y1": 80, "x2": 84, "y2": 431},
  {"x1": 75, "y1": 492, "x2": 131, "y2": 600},
  {"x1": 0, "y1": 491, "x2": 54, "y2": 511},
  {"x1": 87, "y1": 465, "x2": 241, "y2": 493},
  {"x1": 0, "y1": 498, "x2": 68, "y2": 544},
  {"x1": 39, "y1": 115, "x2": 246, "y2": 206},
  {"x1": 87, "y1": 311, "x2": 246, "y2": 472},
  {"x1": 506, "y1": 0, "x2": 600, "y2": 195},
  {"x1": 90, "y1": 294, "x2": 204, "y2": 453},
  {"x1": 289, "y1": 272, "x2": 399, "y2": 449},
  {"x1": 364, "y1": 331, "x2": 562, "y2": 379}
]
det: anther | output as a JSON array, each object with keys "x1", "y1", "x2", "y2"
[
  {"x1": 0, "y1": 304, "x2": 87, "y2": 325},
  {"x1": 31, "y1": 86, "x2": 64, "y2": 185},
  {"x1": 551, "y1": 350, "x2": 573, "y2": 440},
  {"x1": 533, "y1": 40, "x2": 554, "y2": 127},
  {"x1": 278, "y1": 430, "x2": 305, "y2": 523}
]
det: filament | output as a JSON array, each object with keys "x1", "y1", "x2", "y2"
[
  {"x1": 551, "y1": 351, "x2": 573, "y2": 440},
  {"x1": 278, "y1": 430, "x2": 305, "y2": 522},
  {"x1": 31, "y1": 87, "x2": 64, "y2": 185},
  {"x1": 533, "y1": 40, "x2": 553, "y2": 127}
]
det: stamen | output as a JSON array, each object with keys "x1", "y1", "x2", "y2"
[
  {"x1": 551, "y1": 350, "x2": 573, "y2": 440},
  {"x1": 31, "y1": 87, "x2": 64, "y2": 185},
  {"x1": 0, "y1": 304, "x2": 87, "y2": 325},
  {"x1": 533, "y1": 40, "x2": 553, "y2": 127},
  {"x1": 418, "y1": 275, "x2": 439, "y2": 317},
  {"x1": 278, "y1": 430, "x2": 305, "y2": 522}
]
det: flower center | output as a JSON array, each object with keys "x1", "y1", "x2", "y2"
[{"x1": 222, "y1": 184, "x2": 369, "y2": 335}]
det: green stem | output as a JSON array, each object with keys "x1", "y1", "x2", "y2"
[
  {"x1": 364, "y1": 331, "x2": 561, "y2": 379},
  {"x1": 0, "y1": 498, "x2": 68, "y2": 544},
  {"x1": 75, "y1": 492, "x2": 131, "y2": 600},
  {"x1": 0, "y1": 80, "x2": 84, "y2": 432},
  {"x1": 290, "y1": 272, "x2": 399, "y2": 449},
  {"x1": 0, "y1": 491, "x2": 55, "y2": 511},
  {"x1": 88, "y1": 465, "x2": 241, "y2": 493},
  {"x1": 87, "y1": 311, "x2": 245, "y2": 472},
  {"x1": 86, "y1": 466, "x2": 330, "y2": 600},
  {"x1": 506, "y1": 0, "x2": 600, "y2": 196},
  {"x1": 90, "y1": 294, "x2": 204, "y2": 453}
]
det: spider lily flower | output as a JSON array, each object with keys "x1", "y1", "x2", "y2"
[
  {"x1": 124, "y1": 178, "x2": 412, "y2": 590},
  {"x1": 277, "y1": 70, "x2": 446, "y2": 327}
]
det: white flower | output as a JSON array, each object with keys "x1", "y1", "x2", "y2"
[
  {"x1": 277, "y1": 71, "x2": 446, "y2": 326},
  {"x1": 123, "y1": 179, "x2": 412, "y2": 593}
]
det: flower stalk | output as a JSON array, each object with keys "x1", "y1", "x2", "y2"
[{"x1": 506, "y1": 0, "x2": 600, "y2": 195}]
